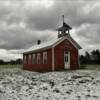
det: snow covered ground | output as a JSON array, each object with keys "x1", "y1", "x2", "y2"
[{"x1": 0, "y1": 68, "x2": 100, "y2": 100}]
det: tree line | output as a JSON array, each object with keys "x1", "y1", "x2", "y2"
[
  {"x1": 0, "y1": 59, "x2": 22, "y2": 65},
  {"x1": 80, "y1": 49, "x2": 100, "y2": 64},
  {"x1": 0, "y1": 49, "x2": 100, "y2": 65}
]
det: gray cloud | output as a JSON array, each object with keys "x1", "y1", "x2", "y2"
[
  {"x1": 76, "y1": 24, "x2": 100, "y2": 44},
  {"x1": 0, "y1": 0, "x2": 100, "y2": 60}
]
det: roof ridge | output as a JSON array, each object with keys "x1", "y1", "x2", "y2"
[{"x1": 23, "y1": 35, "x2": 81, "y2": 54}]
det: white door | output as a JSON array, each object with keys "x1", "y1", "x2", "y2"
[{"x1": 64, "y1": 52, "x2": 70, "y2": 69}]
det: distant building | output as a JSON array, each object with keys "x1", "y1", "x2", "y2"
[{"x1": 23, "y1": 16, "x2": 82, "y2": 72}]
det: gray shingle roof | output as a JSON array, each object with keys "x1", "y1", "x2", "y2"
[{"x1": 23, "y1": 35, "x2": 82, "y2": 54}]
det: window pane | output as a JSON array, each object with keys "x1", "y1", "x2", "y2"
[
  {"x1": 32, "y1": 54, "x2": 36, "y2": 64},
  {"x1": 28, "y1": 54, "x2": 31, "y2": 64},
  {"x1": 37, "y1": 53, "x2": 41, "y2": 64},
  {"x1": 24, "y1": 55, "x2": 26, "y2": 64},
  {"x1": 24, "y1": 55, "x2": 28, "y2": 64},
  {"x1": 65, "y1": 56, "x2": 68, "y2": 62},
  {"x1": 43, "y1": 52, "x2": 47, "y2": 64}
]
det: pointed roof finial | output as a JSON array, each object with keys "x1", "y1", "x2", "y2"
[{"x1": 62, "y1": 15, "x2": 64, "y2": 24}]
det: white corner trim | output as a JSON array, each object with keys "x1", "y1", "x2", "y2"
[{"x1": 52, "y1": 47, "x2": 54, "y2": 71}]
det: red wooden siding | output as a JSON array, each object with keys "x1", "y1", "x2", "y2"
[
  {"x1": 23, "y1": 38, "x2": 80, "y2": 72},
  {"x1": 23, "y1": 49, "x2": 52, "y2": 72},
  {"x1": 54, "y1": 39, "x2": 79, "y2": 70}
]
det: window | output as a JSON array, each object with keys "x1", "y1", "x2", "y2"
[
  {"x1": 23, "y1": 55, "x2": 27, "y2": 64},
  {"x1": 32, "y1": 54, "x2": 36, "y2": 64},
  {"x1": 28, "y1": 54, "x2": 32, "y2": 64},
  {"x1": 37, "y1": 53, "x2": 41, "y2": 64},
  {"x1": 65, "y1": 56, "x2": 68, "y2": 62},
  {"x1": 43, "y1": 52, "x2": 47, "y2": 64}
]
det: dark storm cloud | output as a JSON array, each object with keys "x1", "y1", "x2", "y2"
[
  {"x1": 0, "y1": 0, "x2": 100, "y2": 60},
  {"x1": 0, "y1": 26, "x2": 53, "y2": 49},
  {"x1": 76, "y1": 24, "x2": 100, "y2": 45},
  {"x1": 25, "y1": 0, "x2": 100, "y2": 30},
  {"x1": 0, "y1": 0, "x2": 100, "y2": 47},
  {"x1": 25, "y1": 11, "x2": 59, "y2": 31}
]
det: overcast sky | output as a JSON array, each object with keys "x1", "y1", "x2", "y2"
[{"x1": 0, "y1": 0, "x2": 100, "y2": 61}]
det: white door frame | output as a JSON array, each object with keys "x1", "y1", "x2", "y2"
[{"x1": 64, "y1": 51, "x2": 70, "y2": 69}]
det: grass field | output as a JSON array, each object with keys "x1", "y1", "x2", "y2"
[
  {"x1": 0, "y1": 64, "x2": 22, "y2": 69},
  {"x1": 0, "y1": 68, "x2": 100, "y2": 100},
  {"x1": 0, "y1": 65, "x2": 100, "y2": 99},
  {"x1": 80, "y1": 64, "x2": 100, "y2": 70},
  {"x1": 0, "y1": 64, "x2": 100, "y2": 70}
]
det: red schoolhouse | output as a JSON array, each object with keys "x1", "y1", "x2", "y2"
[{"x1": 23, "y1": 20, "x2": 82, "y2": 72}]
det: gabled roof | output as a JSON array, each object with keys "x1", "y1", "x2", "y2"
[
  {"x1": 56, "y1": 22, "x2": 72, "y2": 31},
  {"x1": 23, "y1": 37, "x2": 62, "y2": 54},
  {"x1": 63, "y1": 22, "x2": 72, "y2": 29},
  {"x1": 23, "y1": 35, "x2": 82, "y2": 54}
]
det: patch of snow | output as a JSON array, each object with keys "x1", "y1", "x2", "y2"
[
  {"x1": 25, "y1": 37, "x2": 61, "y2": 53},
  {"x1": 0, "y1": 68, "x2": 100, "y2": 100}
]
